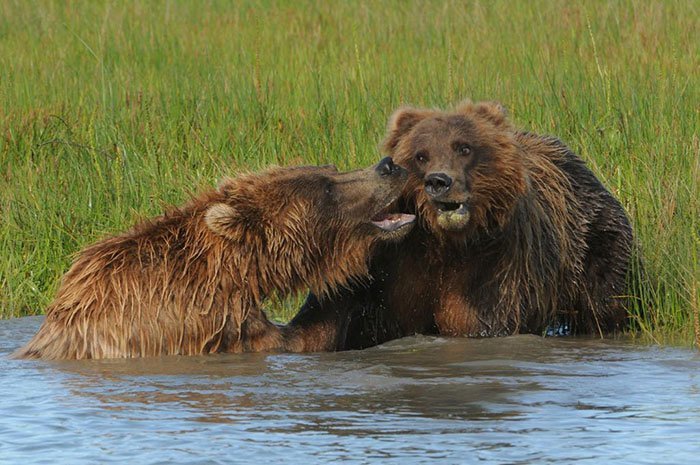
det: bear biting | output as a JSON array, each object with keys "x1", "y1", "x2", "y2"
[{"x1": 15, "y1": 158, "x2": 415, "y2": 359}]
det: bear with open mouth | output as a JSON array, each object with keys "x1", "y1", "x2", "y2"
[
  {"x1": 286, "y1": 100, "x2": 635, "y2": 350},
  {"x1": 15, "y1": 157, "x2": 415, "y2": 360}
]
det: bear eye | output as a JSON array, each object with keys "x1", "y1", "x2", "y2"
[
  {"x1": 415, "y1": 151, "x2": 429, "y2": 163},
  {"x1": 323, "y1": 180, "x2": 334, "y2": 197},
  {"x1": 455, "y1": 143, "x2": 472, "y2": 156}
]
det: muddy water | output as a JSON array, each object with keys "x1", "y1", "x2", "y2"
[{"x1": 1, "y1": 316, "x2": 699, "y2": 464}]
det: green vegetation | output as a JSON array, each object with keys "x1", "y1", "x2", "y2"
[{"x1": 1, "y1": 0, "x2": 697, "y2": 344}]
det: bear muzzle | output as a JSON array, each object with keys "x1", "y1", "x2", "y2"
[{"x1": 431, "y1": 195, "x2": 471, "y2": 231}]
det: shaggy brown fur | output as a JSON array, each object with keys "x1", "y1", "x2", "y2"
[
  {"x1": 15, "y1": 159, "x2": 414, "y2": 360},
  {"x1": 288, "y1": 100, "x2": 634, "y2": 349}
]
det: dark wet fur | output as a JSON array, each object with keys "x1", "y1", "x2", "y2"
[{"x1": 285, "y1": 101, "x2": 636, "y2": 350}]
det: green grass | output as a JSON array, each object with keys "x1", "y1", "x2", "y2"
[{"x1": 1, "y1": 0, "x2": 697, "y2": 345}]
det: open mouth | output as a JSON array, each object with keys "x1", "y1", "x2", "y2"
[
  {"x1": 432, "y1": 200, "x2": 470, "y2": 230},
  {"x1": 371, "y1": 200, "x2": 416, "y2": 232},
  {"x1": 371, "y1": 212, "x2": 416, "y2": 231},
  {"x1": 434, "y1": 201, "x2": 465, "y2": 213}
]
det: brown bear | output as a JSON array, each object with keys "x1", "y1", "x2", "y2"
[
  {"x1": 14, "y1": 157, "x2": 416, "y2": 359},
  {"x1": 285, "y1": 100, "x2": 634, "y2": 350}
]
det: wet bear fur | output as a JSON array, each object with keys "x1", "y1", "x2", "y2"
[
  {"x1": 287, "y1": 100, "x2": 634, "y2": 349},
  {"x1": 16, "y1": 161, "x2": 411, "y2": 359}
]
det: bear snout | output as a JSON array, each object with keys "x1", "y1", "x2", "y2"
[
  {"x1": 424, "y1": 172, "x2": 453, "y2": 197},
  {"x1": 375, "y1": 156, "x2": 403, "y2": 177}
]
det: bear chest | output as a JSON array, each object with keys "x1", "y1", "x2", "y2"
[
  {"x1": 431, "y1": 266, "x2": 482, "y2": 337},
  {"x1": 383, "y1": 242, "x2": 482, "y2": 337}
]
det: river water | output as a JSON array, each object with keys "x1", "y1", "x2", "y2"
[{"x1": 1, "y1": 316, "x2": 699, "y2": 464}]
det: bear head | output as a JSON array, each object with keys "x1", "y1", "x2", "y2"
[
  {"x1": 382, "y1": 100, "x2": 527, "y2": 237},
  {"x1": 204, "y1": 158, "x2": 416, "y2": 294}
]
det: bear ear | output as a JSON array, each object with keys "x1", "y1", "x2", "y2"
[
  {"x1": 382, "y1": 107, "x2": 434, "y2": 153},
  {"x1": 205, "y1": 203, "x2": 247, "y2": 241},
  {"x1": 456, "y1": 100, "x2": 510, "y2": 129}
]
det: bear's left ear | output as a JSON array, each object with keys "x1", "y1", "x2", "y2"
[
  {"x1": 382, "y1": 107, "x2": 435, "y2": 153},
  {"x1": 457, "y1": 100, "x2": 510, "y2": 129},
  {"x1": 205, "y1": 203, "x2": 242, "y2": 241}
]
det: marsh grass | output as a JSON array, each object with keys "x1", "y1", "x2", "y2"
[{"x1": 1, "y1": 0, "x2": 697, "y2": 344}]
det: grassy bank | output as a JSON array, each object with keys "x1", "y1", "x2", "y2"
[{"x1": 1, "y1": 0, "x2": 697, "y2": 344}]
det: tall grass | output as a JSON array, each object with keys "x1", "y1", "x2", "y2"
[{"x1": 1, "y1": 0, "x2": 697, "y2": 344}]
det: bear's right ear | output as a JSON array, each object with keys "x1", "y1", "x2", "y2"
[
  {"x1": 456, "y1": 100, "x2": 510, "y2": 129},
  {"x1": 205, "y1": 203, "x2": 245, "y2": 241},
  {"x1": 382, "y1": 107, "x2": 434, "y2": 153}
]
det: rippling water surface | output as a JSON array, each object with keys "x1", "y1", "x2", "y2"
[{"x1": 2, "y1": 316, "x2": 699, "y2": 464}]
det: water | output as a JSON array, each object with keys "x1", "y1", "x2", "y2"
[{"x1": 1, "y1": 316, "x2": 699, "y2": 464}]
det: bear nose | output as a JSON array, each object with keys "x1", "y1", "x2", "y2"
[
  {"x1": 424, "y1": 173, "x2": 453, "y2": 197},
  {"x1": 376, "y1": 157, "x2": 401, "y2": 177}
]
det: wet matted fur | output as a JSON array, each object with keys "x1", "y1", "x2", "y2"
[
  {"x1": 288, "y1": 100, "x2": 635, "y2": 349},
  {"x1": 15, "y1": 160, "x2": 413, "y2": 359}
]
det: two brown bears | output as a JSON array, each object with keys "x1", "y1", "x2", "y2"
[{"x1": 17, "y1": 100, "x2": 635, "y2": 360}]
